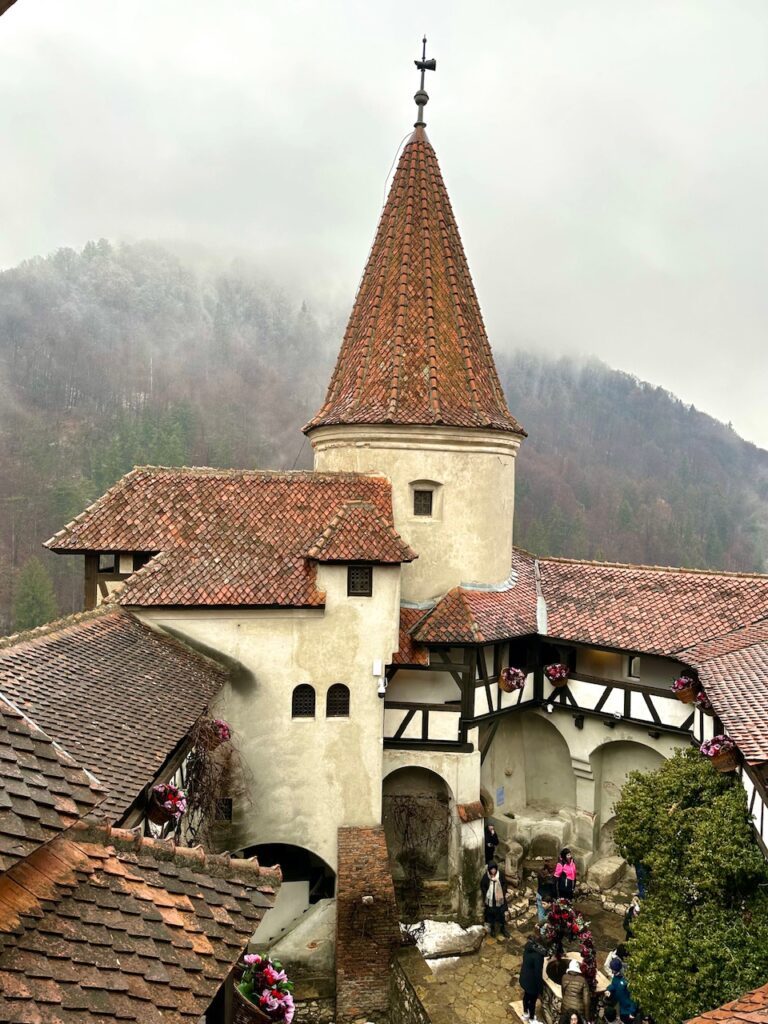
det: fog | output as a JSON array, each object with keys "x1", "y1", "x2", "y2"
[{"x1": 2, "y1": 0, "x2": 767, "y2": 445}]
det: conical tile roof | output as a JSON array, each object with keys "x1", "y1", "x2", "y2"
[{"x1": 305, "y1": 126, "x2": 525, "y2": 435}]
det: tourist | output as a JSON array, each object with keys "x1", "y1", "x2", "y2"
[
  {"x1": 560, "y1": 959, "x2": 591, "y2": 1023},
  {"x1": 518, "y1": 930, "x2": 548, "y2": 1022},
  {"x1": 603, "y1": 943, "x2": 628, "y2": 976},
  {"x1": 606, "y1": 960, "x2": 638, "y2": 1023},
  {"x1": 480, "y1": 861, "x2": 509, "y2": 938},
  {"x1": 623, "y1": 895, "x2": 641, "y2": 940},
  {"x1": 484, "y1": 823, "x2": 500, "y2": 864},
  {"x1": 537, "y1": 861, "x2": 556, "y2": 922},
  {"x1": 554, "y1": 848, "x2": 577, "y2": 900},
  {"x1": 561, "y1": 1013, "x2": 585, "y2": 1024}
]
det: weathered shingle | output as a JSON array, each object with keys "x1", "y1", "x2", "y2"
[
  {"x1": 686, "y1": 981, "x2": 768, "y2": 1023},
  {"x1": 306, "y1": 501, "x2": 417, "y2": 563},
  {"x1": 304, "y1": 127, "x2": 525, "y2": 437},
  {"x1": 46, "y1": 467, "x2": 408, "y2": 607},
  {"x1": 0, "y1": 696, "x2": 105, "y2": 872},
  {"x1": 0, "y1": 820, "x2": 279, "y2": 1024},
  {"x1": 0, "y1": 608, "x2": 225, "y2": 821}
]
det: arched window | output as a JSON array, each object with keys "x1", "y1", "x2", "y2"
[
  {"x1": 292, "y1": 684, "x2": 315, "y2": 718},
  {"x1": 326, "y1": 683, "x2": 350, "y2": 718}
]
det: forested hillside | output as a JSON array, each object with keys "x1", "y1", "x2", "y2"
[{"x1": 1, "y1": 239, "x2": 766, "y2": 633}]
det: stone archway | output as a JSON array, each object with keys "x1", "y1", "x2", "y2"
[
  {"x1": 382, "y1": 766, "x2": 453, "y2": 881},
  {"x1": 589, "y1": 740, "x2": 666, "y2": 854}
]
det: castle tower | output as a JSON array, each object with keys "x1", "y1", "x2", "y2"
[{"x1": 305, "y1": 50, "x2": 525, "y2": 602}]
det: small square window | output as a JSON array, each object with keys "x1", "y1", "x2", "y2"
[
  {"x1": 413, "y1": 489, "x2": 433, "y2": 516},
  {"x1": 97, "y1": 553, "x2": 116, "y2": 573},
  {"x1": 347, "y1": 564, "x2": 373, "y2": 597},
  {"x1": 627, "y1": 655, "x2": 641, "y2": 679}
]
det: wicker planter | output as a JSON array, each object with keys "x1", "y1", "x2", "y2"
[
  {"x1": 233, "y1": 986, "x2": 272, "y2": 1024},
  {"x1": 146, "y1": 790, "x2": 176, "y2": 826},
  {"x1": 710, "y1": 750, "x2": 738, "y2": 773},
  {"x1": 674, "y1": 682, "x2": 697, "y2": 704},
  {"x1": 498, "y1": 668, "x2": 526, "y2": 693},
  {"x1": 548, "y1": 677, "x2": 569, "y2": 689}
]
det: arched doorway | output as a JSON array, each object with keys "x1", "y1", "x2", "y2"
[
  {"x1": 382, "y1": 766, "x2": 454, "y2": 920},
  {"x1": 244, "y1": 842, "x2": 335, "y2": 901},
  {"x1": 590, "y1": 741, "x2": 665, "y2": 853}
]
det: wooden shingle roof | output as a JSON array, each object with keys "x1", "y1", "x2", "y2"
[
  {"x1": 0, "y1": 608, "x2": 225, "y2": 820},
  {"x1": 0, "y1": 695, "x2": 105, "y2": 872},
  {"x1": 0, "y1": 820, "x2": 279, "y2": 1024},
  {"x1": 305, "y1": 126, "x2": 525, "y2": 436}
]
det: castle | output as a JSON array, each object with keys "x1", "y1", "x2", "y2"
[{"x1": 7, "y1": 52, "x2": 768, "y2": 1023}]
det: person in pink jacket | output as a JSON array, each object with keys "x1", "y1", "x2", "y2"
[{"x1": 554, "y1": 848, "x2": 577, "y2": 900}]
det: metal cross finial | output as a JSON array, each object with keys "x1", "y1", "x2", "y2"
[{"x1": 413, "y1": 35, "x2": 436, "y2": 127}]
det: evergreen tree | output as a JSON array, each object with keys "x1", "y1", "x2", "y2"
[
  {"x1": 613, "y1": 749, "x2": 768, "y2": 1024},
  {"x1": 13, "y1": 558, "x2": 59, "y2": 632}
]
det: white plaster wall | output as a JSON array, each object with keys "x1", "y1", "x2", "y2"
[
  {"x1": 590, "y1": 740, "x2": 665, "y2": 849},
  {"x1": 386, "y1": 668, "x2": 461, "y2": 704},
  {"x1": 576, "y1": 647, "x2": 684, "y2": 687},
  {"x1": 480, "y1": 714, "x2": 527, "y2": 814},
  {"x1": 135, "y1": 563, "x2": 401, "y2": 872},
  {"x1": 310, "y1": 424, "x2": 520, "y2": 602},
  {"x1": 382, "y1": 747, "x2": 480, "y2": 806}
]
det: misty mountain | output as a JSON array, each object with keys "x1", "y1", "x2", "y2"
[{"x1": 0, "y1": 239, "x2": 766, "y2": 633}]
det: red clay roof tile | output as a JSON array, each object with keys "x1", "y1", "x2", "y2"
[
  {"x1": 305, "y1": 500, "x2": 417, "y2": 563},
  {"x1": 392, "y1": 606, "x2": 431, "y2": 666},
  {"x1": 0, "y1": 608, "x2": 225, "y2": 821},
  {"x1": 686, "y1": 981, "x2": 768, "y2": 1022},
  {"x1": 305, "y1": 127, "x2": 525, "y2": 436},
  {"x1": 45, "y1": 467, "x2": 406, "y2": 607}
]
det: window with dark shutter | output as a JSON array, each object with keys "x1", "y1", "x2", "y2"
[
  {"x1": 326, "y1": 683, "x2": 350, "y2": 718},
  {"x1": 292, "y1": 684, "x2": 316, "y2": 718},
  {"x1": 97, "y1": 553, "x2": 117, "y2": 573},
  {"x1": 413, "y1": 489, "x2": 433, "y2": 516},
  {"x1": 347, "y1": 564, "x2": 373, "y2": 597}
]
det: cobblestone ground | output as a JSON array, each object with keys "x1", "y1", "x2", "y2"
[{"x1": 411, "y1": 899, "x2": 626, "y2": 1024}]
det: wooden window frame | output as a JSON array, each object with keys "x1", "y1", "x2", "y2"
[
  {"x1": 413, "y1": 489, "x2": 434, "y2": 517},
  {"x1": 627, "y1": 654, "x2": 641, "y2": 679},
  {"x1": 347, "y1": 564, "x2": 373, "y2": 597},
  {"x1": 97, "y1": 553, "x2": 117, "y2": 574}
]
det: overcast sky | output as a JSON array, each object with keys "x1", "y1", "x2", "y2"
[{"x1": 2, "y1": 1, "x2": 767, "y2": 446}]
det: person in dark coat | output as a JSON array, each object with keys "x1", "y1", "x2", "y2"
[
  {"x1": 484, "y1": 823, "x2": 500, "y2": 864},
  {"x1": 480, "y1": 861, "x2": 509, "y2": 938},
  {"x1": 518, "y1": 931, "x2": 548, "y2": 1022}
]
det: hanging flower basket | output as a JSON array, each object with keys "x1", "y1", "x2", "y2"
[
  {"x1": 700, "y1": 735, "x2": 738, "y2": 773},
  {"x1": 234, "y1": 955, "x2": 295, "y2": 1024},
  {"x1": 671, "y1": 676, "x2": 698, "y2": 704},
  {"x1": 233, "y1": 987, "x2": 272, "y2": 1024},
  {"x1": 544, "y1": 663, "x2": 570, "y2": 687},
  {"x1": 147, "y1": 783, "x2": 188, "y2": 825},
  {"x1": 694, "y1": 690, "x2": 713, "y2": 715},
  {"x1": 499, "y1": 666, "x2": 526, "y2": 692},
  {"x1": 197, "y1": 717, "x2": 233, "y2": 751}
]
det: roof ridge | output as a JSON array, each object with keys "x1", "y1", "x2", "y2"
[
  {"x1": 387, "y1": 137, "x2": 416, "y2": 418},
  {"x1": 540, "y1": 554, "x2": 768, "y2": 580},
  {"x1": 0, "y1": 603, "x2": 120, "y2": 649},
  {"x1": 71, "y1": 820, "x2": 282, "y2": 886}
]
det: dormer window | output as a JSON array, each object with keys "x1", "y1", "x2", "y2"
[
  {"x1": 97, "y1": 553, "x2": 116, "y2": 573},
  {"x1": 347, "y1": 564, "x2": 373, "y2": 597},
  {"x1": 413, "y1": 489, "x2": 433, "y2": 517}
]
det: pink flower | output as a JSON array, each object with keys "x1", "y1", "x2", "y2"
[{"x1": 243, "y1": 953, "x2": 262, "y2": 966}]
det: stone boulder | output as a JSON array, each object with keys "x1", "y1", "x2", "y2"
[{"x1": 587, "y1": 855, "x2": 627, "y2": 891}]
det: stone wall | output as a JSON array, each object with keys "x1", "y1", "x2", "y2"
[
  {"x1": 335, "y1": 826, "x2": 400, "y2": 1023},
  {"x1": 390, "y1": 948, "x2": 433, "y2": 1024}
]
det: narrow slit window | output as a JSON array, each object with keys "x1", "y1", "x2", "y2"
[
  {"x1": 292, "y1": 684, "x2": 316, "y2": 718},
  {"x1": 326, "y1": 683, "x2": 350, "y2": 718},
  {"x1": 627, "y1": 655, "x2": 641, "y2": 679},
  {"x1": 413, "y1": 489, "x2": 433, "y2": 517},
  {"x1": 347, "y1": 565, "x2": 373, "y2": 597}
]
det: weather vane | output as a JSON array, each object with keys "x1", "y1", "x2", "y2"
[{"x1": 413, "y1": 35, "x2": 436, "y2": 127}]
